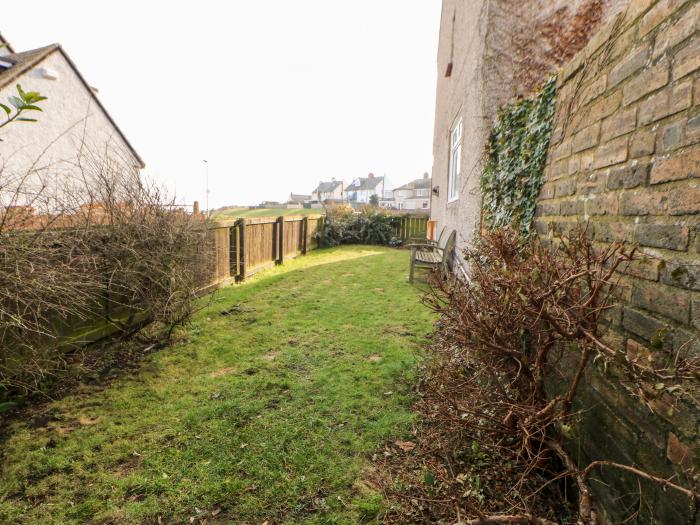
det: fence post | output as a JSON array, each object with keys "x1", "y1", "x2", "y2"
[
  {"x1": 229, "y1": 223, "x2": 237, "y2": 279},
  {"x1": 272, "y1": 218, "x2": 278, "y2": 262},
  {"x1": 302, "y1": 217, "x2": 308, "y2": 255},
  {"x1": 277, "y1": 216, "x2": 285, "y2": 265},
  {"x1": 318, "y1": 216, "x2": 324, "y2": 249},
  {"x1": 237, "y1": 218, "x2": 246, "y2": 281}
]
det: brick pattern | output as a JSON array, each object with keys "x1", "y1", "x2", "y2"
[{"x1": 536, "y1": 1, "x2": 700, "y2": 521}]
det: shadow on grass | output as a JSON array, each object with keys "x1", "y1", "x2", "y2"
[{"x1": 0, "y1": 244, "x2": 435, "y2": 525}]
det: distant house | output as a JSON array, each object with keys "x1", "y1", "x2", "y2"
[
  {"x1": 286, "y1": 193, "x2": 310, "y2": 209},
  {"x1": 311, "y1": 179, "x2": 344, "y2": 202},
  {"x1": 0, "y1": 34, "x2": 144, "y2": 186},
  {"x1": 258, "y1": 200, "x2": 285, "y2": 209},
  {"x1": 378, "y1": 198, "x2": 397, "y2": 210},
  {"x1": 345, "y1": 173, "x2": 389, "y2": 205},
  {"x1": 393, "y1": 173, "x2": 431, "y2": 211}
]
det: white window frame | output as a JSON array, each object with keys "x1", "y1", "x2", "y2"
[{"x1": 448, "y1": 117, "x2": 462, "y2": 203}]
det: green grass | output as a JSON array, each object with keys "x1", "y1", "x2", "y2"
[
  {"x1": 0, "y1": 246, "x2": 434, "y2": 524},
  {"x1": 214, "y1": 208, "x2": 324, "y2": 219}
]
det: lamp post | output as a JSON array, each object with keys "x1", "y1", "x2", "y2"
[{"x1": 203, "y1": 159, "x2": 209, "y2": 216}]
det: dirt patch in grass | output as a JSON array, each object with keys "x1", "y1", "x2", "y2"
[
  {"x1": 0, "y1": 337, "x2": 163, "y2": 445},
  {"x1": 210, "y1": 366, "x2": 236, "y2": 377}
]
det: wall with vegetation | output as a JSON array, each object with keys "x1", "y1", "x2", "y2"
[
  {"x1": 536, "y1": 0, "x2": 700, "y2": 521},
  {"x1": 430, "y1": 0, "x2": 626, "y2": 256}
]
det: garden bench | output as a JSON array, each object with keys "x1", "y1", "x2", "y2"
[
  {"x1": 408, "y1": 229, "x2": 456, "y2": 283},
  {"x1": 427, "y1": 225, "x2": 446, "y2": 246}
]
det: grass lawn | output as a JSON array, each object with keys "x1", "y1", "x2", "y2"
[
  {"x1": 0, "y1": 246, "x2": 434, "y2": 524},
  {"x1": 214, "y1": 208, "x2": 324, "y2": 220}
]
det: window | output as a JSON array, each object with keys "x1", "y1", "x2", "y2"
[
  {"x1": 416, "y1": 188, "x2": 428, "y2": 197},
  {"x1": 448, "y1": 117, "x2": 462, "y2": 202}
]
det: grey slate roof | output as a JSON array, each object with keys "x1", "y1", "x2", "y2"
[
  {"x1": 394, "y1": 177, "x2": 432, "y2": 191},
  {"x1": 0, "y1": 45, "x2": 59, "y2": 87},
  {"x1": 288, "y1": 194, "x2": 310, "y2": 203},
  {"x1": 0, "y1": 32, "x2": 15, "y2": 55},
  {"x1": 346, "y1": 176, "x2": 384, "y2": 191},
  {"x1": 313, "y1": 180, "x2": 342, "y2": 194}
]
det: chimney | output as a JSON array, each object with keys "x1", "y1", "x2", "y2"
[
  {"x1": 423, "y1": 172, "x2": 429, "y2": 179},
  {"x1": 368, "y1": 173, "x2": 375, "y2": 179}
]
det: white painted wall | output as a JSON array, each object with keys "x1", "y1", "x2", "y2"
[{"x1": 0, "y1": 49, "x2": 141, "y2": 201}]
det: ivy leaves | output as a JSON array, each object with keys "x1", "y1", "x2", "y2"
[{"x1": 481, "y1": 77, "x2": 556, "y2": 238}]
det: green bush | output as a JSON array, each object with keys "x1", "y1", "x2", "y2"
[{"x1": 315, "y1": 205, "x2": 401, "y2": 247}]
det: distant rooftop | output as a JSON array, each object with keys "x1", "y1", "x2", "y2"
[
  {"x1": 346, "y1": 174, "x2": 384, "y2": 191},
  {"x1": 314, "y1": 180, "x2": 343, "y2": 194},
  {"x1": 288, "y1": 194, "x2": 310, "y2": 203},
  {"x1": 394, "y1": 174, "x2": 431, "y2": 191}
]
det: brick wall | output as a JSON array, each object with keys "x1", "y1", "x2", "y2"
[
  {"x1": 431, "y1": 0, "x2": 625, "y2": 262},
  {"x1": 537, "y1": 0, "x2": 700, "y2": 521}
]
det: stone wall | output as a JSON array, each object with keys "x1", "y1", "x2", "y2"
[{"x1": 537, "y1": 0, "x2": 700, "y2": 521}]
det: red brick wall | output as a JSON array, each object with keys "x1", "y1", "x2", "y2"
[{"x1": 537, "y1": 0, "x2": 700, "y2": 520}]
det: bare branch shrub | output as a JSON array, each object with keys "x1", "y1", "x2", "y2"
[
  {"x1": 376, "y1": 228, "x2": 699, "y2": 523},
  {"x1": 0, "y1": 147, "x2": 213, "y2": 402}
]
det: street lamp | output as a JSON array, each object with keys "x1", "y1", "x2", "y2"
[{"x1": 203, "y1": 159, "x2": 209, "y2": 216}]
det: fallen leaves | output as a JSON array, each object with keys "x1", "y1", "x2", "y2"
[{"x1": 394, "y1": 440, "x2": 416, "y2": 453}]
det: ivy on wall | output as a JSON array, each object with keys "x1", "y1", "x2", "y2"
[{"x1": 481, "y1": 77, "x2": 557, "y2": 237}]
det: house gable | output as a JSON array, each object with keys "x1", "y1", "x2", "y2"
[{"x1": 0, "y1": 44, "x2": 144, "y2": 171}]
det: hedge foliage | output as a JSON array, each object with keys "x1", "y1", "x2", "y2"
[
  {"x1": 315, "y1": 205, "x2": 401, "y2": 247},
  {"x1": 481, "y1": 77, "x2": 557, "y2": 237}
]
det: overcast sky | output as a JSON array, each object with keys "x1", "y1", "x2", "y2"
[{"x1": 3, "y1": 1, "x2": 441, "y2": 209}]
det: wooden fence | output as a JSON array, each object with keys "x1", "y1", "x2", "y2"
[
  {"x1": 393, "y1": 215, "x2": 429, "y2": 241},
  {"x1": 206, "y1": 213, "x2": 428, "y2": 287},
  {"x1": 207, "y1": 214, "x2": 324, "y2": 285}
]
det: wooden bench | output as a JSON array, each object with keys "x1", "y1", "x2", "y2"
[
  {"x1": 426, "y1": 225, "x2": 446, "y2": 247},
  {"x1": 408, "y1": 229, "x2": 456, "y2": 283}
]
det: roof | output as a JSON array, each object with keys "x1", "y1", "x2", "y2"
[
  {"x1": 288, "y1": 194, "x2": 310, "y2": 202},
  {"x1": 346, "y1": 176, "x2": 384, "y2": 191},
  {"x1": 0, "y1": 32, "x2": 14, "y2": 54},
  {"x1": 394, "y1": 176, "x2": 432, "y2": 191},
  {"x1": 0, "y1": 44, "x2": 145, "y2": 169},
  {"x1": 313, "y1": 180, "x2": 342, "y2": 194}
]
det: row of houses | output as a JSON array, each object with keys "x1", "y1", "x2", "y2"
[{"x1": 273, "y1": 172, "x2": 431, "y2": 211}]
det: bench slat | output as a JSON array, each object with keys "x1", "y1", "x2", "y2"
[{"x1": 416, "y1": 251, "x2": 441, "y2": 264}]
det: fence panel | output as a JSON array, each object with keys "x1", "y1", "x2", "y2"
[
  {"x1": 244, "y1": 217, "x2": 277, "y2": 276},
  {"x1": 208, "y1": 214, "x2": 325, "y2": 285},
  {"x1": 306, "y1": 216, "x2": 323, "y2": 250},
  {"x1": 393, "y1": 215, "x2": 428, "y2": 241},
  {"x1": 208, "y1": 221, "x2": 232, "y2": 283},
  {"x1": 283, "y1": 217, "x2": 304, "y2": 259}
]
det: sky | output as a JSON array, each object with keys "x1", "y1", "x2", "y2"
[{"x1": 3, "y1": 1, "x2": 441, "y2": 209}]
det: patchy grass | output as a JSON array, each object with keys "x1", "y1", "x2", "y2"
[
  {"x1": 0, "y1": 246, "x2": 434, "y2": 524},
  {"x1": 214, "y1": 208, "x2": 324, "y2": 219}
]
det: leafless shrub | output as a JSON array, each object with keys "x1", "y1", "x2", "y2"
[
  {"x1": 0, "y1": 148, "x2": 213, "y2": 400},
  {"x1": 376, "y1": 228, "x2": 700, "y2": 523}
]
